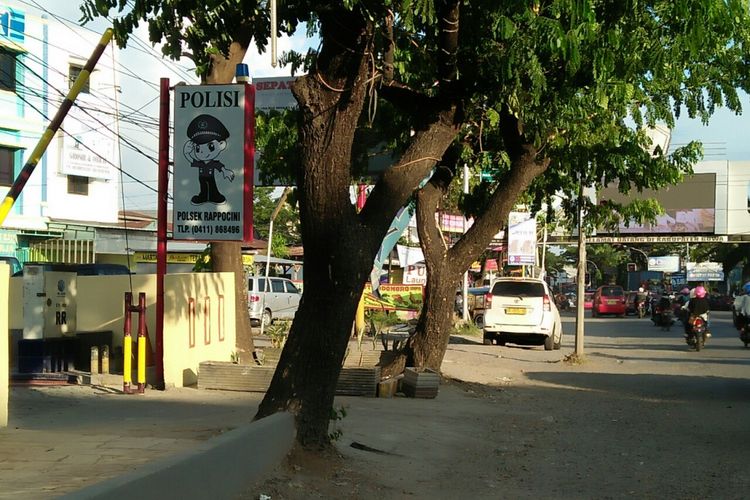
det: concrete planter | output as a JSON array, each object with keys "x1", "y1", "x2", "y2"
[
  {"x1": 198, "y1": 360, "x2": 380, "y2": 397},
  {"x1": 335, "y1": 366, "x2": 381, "y2": 397},
  {"x1": 198, "y1": 361, "x2": 275, "y2": 392},
  {"x1": 402, "y1": 367, "x2": 439, "y2": 399}
]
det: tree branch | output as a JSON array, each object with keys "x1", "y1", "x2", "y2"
[
  {"x1": 438, "y1": 0, "x2": 460, "y2": 94},
  {"x1": 379, "y1": 83, "x2": 432, "y2": 115},
  {"x1": 450, "y1": 144, "x2": 550, "y2": 272}
]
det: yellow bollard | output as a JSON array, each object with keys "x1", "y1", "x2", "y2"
[
  {"x1": 355, "y1": 292, "x2": 365, "y2": 342},
  {"x1": 90, "y1": 346, "x2": 99, "y2": 375},
  {"x1": 101, "y1": 345, "x2": 109, "y2": 374},
  {"x1": 136, "y1": 292, "x2": 147, "y2": 394},
  {"x1": 137, "y1": 334, "x2": 146, "y2": 392},
  {"x1": 123, "y1": 334, "x2": 132, "y2": 392}
]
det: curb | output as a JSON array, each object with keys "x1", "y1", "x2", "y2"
[{"x1": 59, "y1": 412, "x2": 295, "y2": 500}]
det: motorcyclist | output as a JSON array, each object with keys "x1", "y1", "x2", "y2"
[
  {"x1": 636, "y1": 287, "x2": 649, "y2": 315},
  {"x1": 683, "y1": 285, "x2": 710, "y2": 337},
  {"x1": 735, "y1": 282, "x2": 750, "y2": 331}
]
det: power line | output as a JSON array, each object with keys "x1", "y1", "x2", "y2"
[
  {"x1": 22, "y1": 0, "x2": 197, "y2": 85},
  {"x1": 13, "y1": 57, "x2": 164, "y2": 168},
  {"x1": 1, "y1": 69, "x2": 167, "y2": 199}
]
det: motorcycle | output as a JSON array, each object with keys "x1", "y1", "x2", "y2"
[
  {"x1": 637, "y1": 300, "x2": 646, "y2": 319},
  {"x1": 738, "y1": 315, "x2": 750, "y2": 348},
  {"x1": 686, "y1": 315, "x2": 707, "y2": 351},
  {"x1": 656, "y1": 307, "x2": 674, "y2": 331}
]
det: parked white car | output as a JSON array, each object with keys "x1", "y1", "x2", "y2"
[
  {"x1": 482, "y1": 277, "x2": 562, "y2": 350},
  {"x1": 247, "y1": 276, "x2": 301, "y2": 326}
]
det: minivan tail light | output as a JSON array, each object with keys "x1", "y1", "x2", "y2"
[
  {"x1": 249, "y1": 294, "x2": 260, "y2": 302},
  {"x1": 543, "y1": 294, "x2": 551, "y2": 311},
  {"x1": 484, "y1": 292, "x2": 492, "y2": 308}
]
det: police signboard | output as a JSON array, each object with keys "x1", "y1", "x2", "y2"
[{"x1": 172, "y1": 84, "x2": 254, "y2": 241}]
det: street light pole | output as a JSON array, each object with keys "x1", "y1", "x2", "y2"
[
  {"x1": 575, "y1": 180, "x2": 586, "y2": 357},
  {"x1": 586, "y1": 260, "x2": 600, "y2": 287}
]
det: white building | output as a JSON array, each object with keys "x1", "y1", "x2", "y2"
[{"x1": 0, "y1": 1, "x2": 121, "y2": 263}]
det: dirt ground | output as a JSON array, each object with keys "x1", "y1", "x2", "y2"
[{"x1": 244, "y1": 314, "x2": 750, "y2": 500}]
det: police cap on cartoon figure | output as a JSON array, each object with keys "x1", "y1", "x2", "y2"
[{"x1": 183, "y1": 114, "x2": 235, "y2": 205}]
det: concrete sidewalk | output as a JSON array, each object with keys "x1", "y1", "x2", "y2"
[{"x1": 0, "y1": 384, "x2": 265, "y2": 499}]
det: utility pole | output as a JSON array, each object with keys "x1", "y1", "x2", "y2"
[
  {"x1": 259, "y1": 187, "x2": 292, "y2": 337},
  {"x1": 575, "y1": 179, "x2": 586, "y2": 357},
  {"x1": 462, "y1": 164, "x2": 469, "y2": 321}
]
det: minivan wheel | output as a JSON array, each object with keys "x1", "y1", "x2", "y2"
[
  {"x1": 262, "y1": 309, "x2": 272, "y2": 327},
  {"x1": 544, "y1": 333, "x2": 554, "y2": 351}
]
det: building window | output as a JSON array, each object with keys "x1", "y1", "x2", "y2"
[
  {"x1": 68, "y1": 64, "x2": 89, "y2": 94},
  {"x1": 0, "y1": 146, "x2": 16, "y2": 186},
  {"x1": 0, "y1": 48, "x2": 17, "y2": 92},
  {"x1": 67, "y1": 175, "x2": 89, "y2": 195}
]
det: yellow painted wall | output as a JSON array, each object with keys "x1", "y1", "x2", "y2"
[
  {"x1": 162, "y1": 272, "x2": 237, "y2": 387},
  {"x1": 7, "y1": 272, "x2": 236, "y2": 388},
  {"x1": 1, "y1": 263, "x2": 9, "y2": 427},
  {"x1": 8, "y1": 277, "x2": 21, "y2": 330}
]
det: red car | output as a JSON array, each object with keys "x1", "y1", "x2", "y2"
[
  {"x1": 583, "y1": 292, "x2": 594, "y2": 310},
  {"x1": 592, "y1": 285, "x2": 626, "y2": 317}
]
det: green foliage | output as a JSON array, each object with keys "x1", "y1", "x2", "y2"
[
  {"x1": 451, "y1": 321, "x2": 481, "y2": 337},
  {"x1": 255, "y1": 110, "x2": 300, "y2": 185},
  {"x1": 266, "y1": 320, "x2": 292, "y2": 349},
  {"x1": 254, "y1": 187, "x2": 301, "y2": 248},
  {"x1": 192, "y1": 244, "x2": 213, "y2": 272}
]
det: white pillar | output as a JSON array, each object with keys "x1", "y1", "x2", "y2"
[{"x1": 0, "y1": 263, "x2": 9, "y2": 427}]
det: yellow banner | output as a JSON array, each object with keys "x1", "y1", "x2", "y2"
[
  {"x1": 363, "y1": 283, "x2": 423, "y2": 311},
  {"x1": 133, "y1": 252, "x2": 254, "y2": 266}
]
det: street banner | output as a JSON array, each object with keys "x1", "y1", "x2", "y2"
[
  {"x1": 172, "y1": 84, "x2": 254, "y2": 241},
  {"x1": 686, "y1": 262, "x2": 724, "y2": 281},
  {"x1": 508, "y1": 212, "x2": 536, "y2": 265},
  {"x1": 404, "y1": 263, "x2": 427, "y2": 285},
  {"x1": 647, "y1": 255, "x2": 680, "y2": 273},
  {"x1": 363, "y1": 283, "x2": 423, "y2": 312}
]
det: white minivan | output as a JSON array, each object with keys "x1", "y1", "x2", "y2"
[
  {"x1": 482, "y1": 277, "x2": 562, "y2": 350},
  {"x1": 247, "y1": 276, "x2": 301, "y2": 326}
]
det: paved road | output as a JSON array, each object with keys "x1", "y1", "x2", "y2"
[
  {"x1": 569, "y1": 309, "x2": 749, "y2": 377},
  {"x1": 435, "y1": 309, "x2": 750, "y2": 499}
]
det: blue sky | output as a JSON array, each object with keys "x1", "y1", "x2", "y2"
[{"x1": 670, "y1": 94, "x2": 750, "y2": 160}]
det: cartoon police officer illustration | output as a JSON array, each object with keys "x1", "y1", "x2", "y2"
[{"x1": 183, "y1": 114, "x2": 235, "y2": 204}]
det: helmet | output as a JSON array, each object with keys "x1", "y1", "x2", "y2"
[
  {"x1": 638, "y1": 287, "x2": 644, "y2": 293},
  {"x1": 694, "y1": 285, "x2": 706, "y2": 298},
  {"x1": 744, "y1": 282, "x2": 750, "y2": 294},
  {"x1": 680, "y1": 287, "x2": 690, "y2": 295}
]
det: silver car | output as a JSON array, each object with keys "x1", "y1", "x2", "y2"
[{"x1": 247, "y1": 276, "x2": 301, "y2": 326}]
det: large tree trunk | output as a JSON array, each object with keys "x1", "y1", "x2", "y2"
[
  {"x1": 205, "y1": 44, "x2": 255, "y2": 363},
  {"x1": 254, "y1": 8, "x2": 377, "y2": 449},
  {"x1": 255, "y1": 7, "x2": 460, "y2": 449},
  {"x1": 385, "y1": 142, "x2": 551, "y2": 375}
]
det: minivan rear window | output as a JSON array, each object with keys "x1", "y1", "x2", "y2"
[
  {"x1": 491, "y1": 281, "x2": 545, "y2": 297},
  {"x1": 600, "y1": 286, "x2": 624, "y2": 297},
  {"x1": 248, "y1": 278, "x2": 268, "y2": 292}
]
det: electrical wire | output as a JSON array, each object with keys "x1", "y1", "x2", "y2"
[{"x1": 0, "y1": 64, "x2": 167, "y2": 198}]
